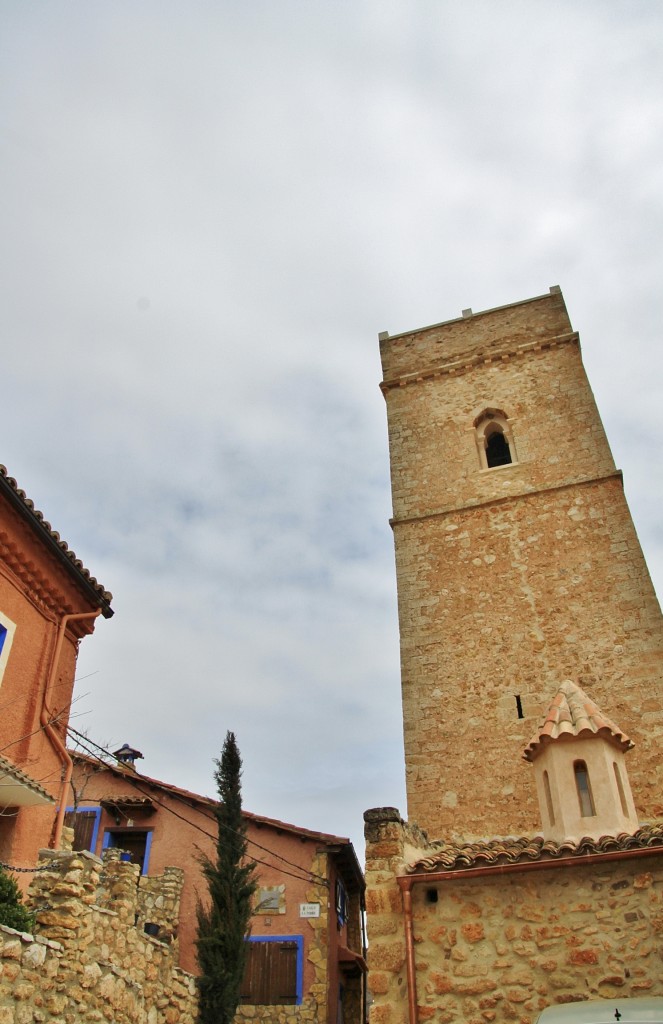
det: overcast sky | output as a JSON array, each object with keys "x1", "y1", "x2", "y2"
[{"x1": 1, "y1": 2, "x2": 661, "y2": 858}]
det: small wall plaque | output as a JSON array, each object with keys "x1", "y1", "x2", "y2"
[{"x1": 299, "y1": 903, "x2": 321, "y2": 918}]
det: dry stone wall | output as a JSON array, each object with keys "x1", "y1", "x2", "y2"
[
  {"x1": 0, "y1": 848, "x2": 197, "y2": 1024},
  {"x1": 364, "y1": 808, "x2": 663, "y2": 1024},
  {"x1": 1, "y1": 845, "x2": 348, "y2": 1024}
]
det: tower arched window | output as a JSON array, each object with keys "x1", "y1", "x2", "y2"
[
  {"x1": 473, "y1": 408, "x2": 517, "y2": 471},
  {"x1": 486, "y1": 429, "x2": 512, "y2": 468}
]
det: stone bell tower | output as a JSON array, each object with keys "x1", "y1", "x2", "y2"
[{"x1": 379, "y1": 287, "x2": 663, "y2": 840}]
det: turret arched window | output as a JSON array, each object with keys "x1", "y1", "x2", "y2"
[{"x1": 574, "y1": 760, "x2": 596, "y2": 817}]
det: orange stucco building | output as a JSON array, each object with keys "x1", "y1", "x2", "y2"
[
  {"x1": 0, "y1": 465, "x2": 112, "y2": 872},
  {"x1": 69, "y1": 749, "x2": 366, "y2": 1024}
]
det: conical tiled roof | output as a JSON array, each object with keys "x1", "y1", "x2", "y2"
[{"x1": 523, "y1": 679, "x2": 633, "y2": 762}]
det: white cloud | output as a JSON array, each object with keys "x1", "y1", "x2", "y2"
[{"x1": 1, "y1": 0, "x2": 661, "y2": 858}]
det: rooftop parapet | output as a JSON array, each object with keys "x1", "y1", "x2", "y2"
[{"x1": 379, "y1": 285, "x2": 573, "y2": 384}]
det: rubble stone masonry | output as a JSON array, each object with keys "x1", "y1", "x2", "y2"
[
  {"x1": 0, "y1": 845, "x2": 349, "y2": 1024},
  {"x1": 0, "y1": 849, "x2": 197, "y2": 1024},
  {"x1": 364, "y1": 809, "x2": 663, "y2": 1024}
]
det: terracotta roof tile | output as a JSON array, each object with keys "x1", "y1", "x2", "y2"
[
  {"x1": 0, "y1": 465, "x2": 113, "y2": 615},
  {"x1": 523, "y1": 679, "x2": 633, "y2": 762},
  {"x1": 406, "y1": 823, "x2": 663, "y2": 874},
  {"x1": 71, "y1": 751, "x2": 357, "y2": 846}
]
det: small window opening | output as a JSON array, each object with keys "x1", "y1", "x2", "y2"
[
  {"x1": 473, "y1": 408, "x2": 517, "y2": 471},
  {"x1": 543, "y1": 771, "x2": 555, "y2": 826},
  {"x1": 486, "y1": 430, "x2": 512, "y2": 468},
  {"x1": 574, "y1": 761, "x2": 596, "y2": 817},
  {"x1": 515, "y1": 694, "x2": 524, "y2": 719},
  {"x1": 426, "y1": 888, "x2": 438, "y2": 904},
  {"x1": 103, "y1": 829, "x2": 152, "y2": 873},
  {"x1": 613, "y1": 762, "x2": 628, "y2": 816},
  {"x1": 335, "y1": 880, "x2": 348, "y2": 929}
]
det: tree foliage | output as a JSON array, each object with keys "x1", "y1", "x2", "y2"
[
  {"x1": 0, "y1": 866, "x2": 34, "y2": 932},
  {"x1": 196, "y1": 731, "x2": 257, "y2": 1024}
]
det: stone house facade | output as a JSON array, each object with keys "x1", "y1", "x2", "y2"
[
  {"x1": 0, "y1": 464, "x2": 112, "y2": 874},
  {"x1": 367, "y1": 288, "x2": 663, "y2": 1023},
  {"x1": 67, "y1": 749, "x2": 366, "y2": 1024},
  {"x1": 365, "y1": 807, "x2": 663, "y2": 1024}
]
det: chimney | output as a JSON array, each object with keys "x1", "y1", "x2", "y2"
[{"x1": 113, "y1": 743, "x2": 144, "y2": 772}]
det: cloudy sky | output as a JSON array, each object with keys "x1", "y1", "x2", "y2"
[{"x1": 1, "y1": 2, "x2": 661, "y2": 857}]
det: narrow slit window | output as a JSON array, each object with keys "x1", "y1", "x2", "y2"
[
  {"x1": 543, "y1": 770, "x2": 555, "y2": 826},
  {"x1": 613, "y1": 762, "x2": 628, "y2": 816},
  {"x1": 574, "y1": 760, "x2": 596, "y2": 817}
]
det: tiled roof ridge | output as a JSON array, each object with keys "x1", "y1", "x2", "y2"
[
  {"x1": 0, "y1": 752, "x2": 55, "y2": 804},
  {"x1": 405, "y1": 822, "x2": 663, "y2": 874},
  {"x1": 99, "y1": 795, "x2": 154, "y2": 804},
  {"x1": 70, "y1": 750, "x2": 353, "y2": 846},
  {"x1": 0, "y1": 464, "x2": 113, "y2": 613},
  {"x1": 523, "y1": 679, "x2": 633, "y2": 762}
]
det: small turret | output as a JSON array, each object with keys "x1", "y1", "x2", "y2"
[{"x1": 524, "y1": 680, "x2": 639, "y2": 843}]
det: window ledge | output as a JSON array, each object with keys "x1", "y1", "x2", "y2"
[{"x1": 479, "y1": 462, "x2": 519, "y2": 474}]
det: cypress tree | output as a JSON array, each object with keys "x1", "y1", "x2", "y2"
[{"x1": 196, "y1": 731, "x2": 257, "y2": 1024}]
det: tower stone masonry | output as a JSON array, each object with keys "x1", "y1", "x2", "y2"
[{"x1": 379, "y1": 286, "x2": 663, "y2": 840}]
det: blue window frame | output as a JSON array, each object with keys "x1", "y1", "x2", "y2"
[
  {"x1": 242, "y1": 935, "x2": 304, "y2": 1005},
  {"x1": 336, "y1": 879, "x2": 348, "y2": 928},
  {"x1": 0, "y1": 612, "x2": 16, "y2": 687},
  {"x1": 102, "y1": 829, "x2": 153, "y2": 875},
  {"x1": 64, "y1": 806, "x2": 102, "y2": 853}
]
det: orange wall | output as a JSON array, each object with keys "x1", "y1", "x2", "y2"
[
  {"x1": 0, "y1": 500, "x2": 102, "y2": 870},
  {"x1": 72, "y1": 766, "x2": 335, "y2": 980}
]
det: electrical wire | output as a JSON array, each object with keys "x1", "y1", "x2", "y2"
[{"x1": 67, "y1": 727, "x2": 330, "y2": 889}]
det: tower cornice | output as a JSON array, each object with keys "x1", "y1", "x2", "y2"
[{"x1": 380, "y1": 330, "x2": 579, "y2": 395}]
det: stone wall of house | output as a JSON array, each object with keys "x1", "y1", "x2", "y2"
[
  {"x1": 364, "y1": 808, "x2": 421, "y2": 1024},
  {"x1": 364, "y1": 808, "x2": 663, "y2": 1024},
  {"x1": 0, "y1": 848, "x2": 197, "y2": 1024},
  {"x1": 235, "y1": 852, "x2": 331, "y2": 1024}
]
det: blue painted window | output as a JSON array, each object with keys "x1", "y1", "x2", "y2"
[
  {"x1": 0, "y1": 613, "x2": 16, "y2": 687},
  {"x1": 102, "y1": 829, "x2": 153, "y2": 874},
  {"x1": 336, "y1": 879, "x2": 348, "y2": 928},
  {"x1": 241, "y1": 935, "x2": 303, "y2": 1005},
  {"x1": 64, "y1": 806, "x2": 102, "y2": 853}
]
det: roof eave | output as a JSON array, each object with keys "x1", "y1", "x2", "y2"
[
  {"x1": 0, "y1": 472, "x2": 113, "y2": 618},
  {"x1": 401, "y1": 844, "x2": 663, "y2": 887}
]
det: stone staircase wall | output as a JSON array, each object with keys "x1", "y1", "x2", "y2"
[{"x1": 0, "y1": 848, "x2": 197, "y2": 1024}]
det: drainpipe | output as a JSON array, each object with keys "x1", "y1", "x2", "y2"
[
  {"x1": 40, "y1": 608, "x2": 101, "y2": 849},
  {"x1": 400, "y1": 884, "x2": 418, "y2": 1024},
  {"x1": 361, "y1": 892, "x2": 369, "y2": 1024},
  {"x1": 397, "y1": 844, "x2": 663, "y2": 1024}
]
